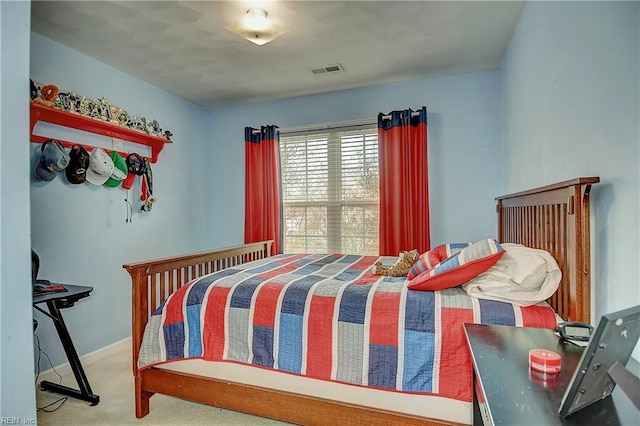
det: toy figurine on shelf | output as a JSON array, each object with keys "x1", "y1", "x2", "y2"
[
  {"x1": 30, "y1": 79, "x2": 41, "y2": 100},
  {"x1": 138, "y1": 117, "x2": 148, "y2": 133},
  {"x1": 98, "y1": 98, "x2": 111, "y2": 122},
  {"x1": 78, "y1": 96, "x2": 91, "y2": 116},
  {"x1": 89, "y1": 99, "x2": 102, "y2": 119},
  {"x1": 147, "y1": 119, "x2": 162, "y2": 137},
  {"x1": 67, "y1": 92, "x2": 79, "y2": 113},
  {"x1": 129, "y1": 115, "x2": 147, "y2": 133},
  {"x1": 109, "y1": 105, "x2": 121, "y2": 125},
  {"x1": 33, "y1": 84, "x2": 59, "y2": 107},
  {"x1": 54, "y1": 92, "x2": 73, "y2": 111},
  {"x1": 116, "y1": 109, "x2": 130, "y2": 127}
]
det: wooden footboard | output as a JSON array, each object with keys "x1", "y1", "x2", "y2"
[
  {"x1": 496, "y1": 177, "x2": 599, "y2": 323},
  {"x1": 123, "y1": 240, "x2": 273, "y2": 413}
]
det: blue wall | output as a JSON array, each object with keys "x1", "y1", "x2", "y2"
[
  {"x1": 499, "y1": 2, "x2": 639, "y2": 327},
  {"x1": 29, "y1": 33, "x2": 212, "y2": 369},
  {"x1": 1, "y1": 1, "x2": 36, "y2": 419},
  {"x1": 207, "y1": 71, "x2": 501, "y2": 249}
]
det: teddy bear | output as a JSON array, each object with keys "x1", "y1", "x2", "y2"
[{"x1": 372, "y1": 249, "x2": 420, "y2": 277}]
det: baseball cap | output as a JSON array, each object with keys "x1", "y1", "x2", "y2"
[
  {"x1": 34, "y1": 140, "x2": 70, "y2": 182},
  {"x1": 104, "y1": 152, "x2": 128, "y2": 187},
  {"x1": 65, "y1": 145, "x2": 90, "y2": 184},
  {"x1": 122, "y1": 153, "x2": 147, "y2": 189},
  {"x1": 85, "y1": 148, "x2": 115, "y2": 185}
]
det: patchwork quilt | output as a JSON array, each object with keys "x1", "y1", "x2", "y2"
[{"x1": 138, "y1": 253, "x2": 558, "y2": 402}]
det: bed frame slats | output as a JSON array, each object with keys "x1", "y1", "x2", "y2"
[
  {"x1": 123, "y1": 241, "x2": 273, "y2": 380},
  {"x1": 496, "y1": 177, "x2": 598, "y2": 323}
]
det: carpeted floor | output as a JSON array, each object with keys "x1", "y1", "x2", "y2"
[{"x1": 35, "y1": 343, "x2": 291, "y2": 425}]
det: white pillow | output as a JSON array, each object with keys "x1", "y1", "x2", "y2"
[{"x1": 462, "y1": 243, "x2": 561, "y2": 306}]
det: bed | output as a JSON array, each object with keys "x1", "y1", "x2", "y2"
[{"x1": 123, "y1": 177, "x2": 599, "y2": 425}]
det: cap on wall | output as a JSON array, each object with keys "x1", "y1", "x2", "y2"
[
  {"x1": 34, "y1": 140, "x2": 70, "y2": 182},
  {"x1": 65, "y1": 145, "x2": 90, "y2": 184},
  {"x1": 104, "y1": 151, "x2": 128, "y2": 187},
  {"x1": 85, "y1": 148, "x2": 115, "y2": 185}
]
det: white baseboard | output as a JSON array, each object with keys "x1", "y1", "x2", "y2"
[{"x1": 38, "y1": 336, "x2": 131, "y2": 381}]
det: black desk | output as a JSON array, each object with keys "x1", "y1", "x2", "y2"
[
  {"x1": 33, "y1": 284, "x2": 100, "y2": 405},
  {"x1": 464, "y1": 323, "x2": 638, "y2": 425}
]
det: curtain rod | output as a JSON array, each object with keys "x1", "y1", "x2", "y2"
[
  {"x1": 380, "y1": 111, "x2": 422, "y2": 120},
  {"x1": 252, "y1": 111, "x2": 422, "y2": 135},
  {"x1": 251, "y1": 127, "x2": 279, "y2": 135},
  {"x1": 280, "y1": 117, "x2": 375, "y2": 135}
]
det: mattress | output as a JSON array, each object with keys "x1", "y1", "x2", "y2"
[{"x1": 158, "y1": 359, "x2": 472, "y2": 424}]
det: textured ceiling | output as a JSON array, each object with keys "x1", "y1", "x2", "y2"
[{"x1": 31, "y1": 1, "x2": 525, "y2": 109}]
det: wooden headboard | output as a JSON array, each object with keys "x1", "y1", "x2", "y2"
[{"x1": 496, "y1": 177, "x2": 599, "y2": 323}]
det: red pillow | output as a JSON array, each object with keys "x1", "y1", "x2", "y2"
[
  {"x1": 408, "y1": 239, "x2": 505, "y2": 291},
  {"x1": 407, "y1": 242, "x2": 471, "y2": 280}
]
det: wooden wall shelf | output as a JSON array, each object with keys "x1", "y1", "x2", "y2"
[{"x1": 30, "y1": 102, "x2": 172, "y2": 163}]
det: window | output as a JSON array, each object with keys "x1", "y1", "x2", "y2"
[{"x1": 280, "y1": 126, "x2": 379, "y2": 255}]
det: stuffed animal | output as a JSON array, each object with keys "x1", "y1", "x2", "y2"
[
  {"x1": 372, "y1": 249, "x2": 420, "y2": 277},
  {"x1": 33, "y1": 84, "x2": 59, "y2": 107}
]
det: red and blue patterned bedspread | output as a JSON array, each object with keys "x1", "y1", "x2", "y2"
[{"x1": 138, "y1": 253, "x2": 558, "y2": 402}]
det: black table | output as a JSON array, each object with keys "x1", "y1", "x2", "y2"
[
  {"x1": 33, "y1": 284, "x2": 100, "y2": 405},
  {"x1": 464, "y1": 323, "x2": 638, "y2": 425}
]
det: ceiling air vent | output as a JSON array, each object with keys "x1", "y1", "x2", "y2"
[{"x1": 309, "y1": 63, "x2": 344, "y2": 75}]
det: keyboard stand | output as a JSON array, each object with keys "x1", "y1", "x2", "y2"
[{"x1": 33, "y1": 284, "x2": 100, "y2": 405}]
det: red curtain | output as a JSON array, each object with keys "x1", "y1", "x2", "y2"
[
  {"x1": 377, "y1": 107, "x2": 430, "y2": 256},
  {"x1": 244, "y1": 126, "x2": 281, "y2": 255}
]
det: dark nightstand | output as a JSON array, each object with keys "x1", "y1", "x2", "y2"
[{"x1": 464, "y1": 323, "x2": 639, "y2": 425}]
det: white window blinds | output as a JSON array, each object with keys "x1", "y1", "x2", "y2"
[{"x1": 280, "y1": 127, "x2": 379, "y2": 255}]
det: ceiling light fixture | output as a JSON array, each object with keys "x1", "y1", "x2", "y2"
[{"x1": 226, "y1": 8, "x2": 287, "y2": 46}]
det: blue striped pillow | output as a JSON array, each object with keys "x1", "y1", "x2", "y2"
[
  {"x1": 408, "y1": 239, "x2": 505, "y2": 291},
  {"x1": 407, "y1": 242, "x2": 471, "y2": 280}
]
